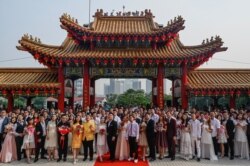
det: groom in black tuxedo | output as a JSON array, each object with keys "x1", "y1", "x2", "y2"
[
  {"x1": 145, "y1": 113, "x2": 156, "y2": 161},
  {"x1": 106, "y1": 113, "x2": 118, "y2": 161}
]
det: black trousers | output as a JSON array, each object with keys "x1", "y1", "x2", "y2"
[
  {"x1": 128, "y1": 137, "x2": 138, "y2": 159},
  {"x1": 35, "y1": 136, "x2": 46, "y2": 159},
  {"x1": 107, "y1": 136, "x2": 116, "y2": 160},
  {"x1": 167, "y1": 137, "x2": 176, "y2": 158},
  {"x1": 58, "y1": 137, "x2": 68, "y2": 159},
  {"x1": 0, "y1": 133, "x2": 3, "y2": 151},
  {"x1": 248, "y1": 135, "x2": 250, "y2": 152},
  {"x1": 83, "y1": 139, "x2": 94, "y2": 159},
  {"x1": 15, "y1": 136, "x2": 24, "y2": 160},
  {"x1": 147, "y1": 136, "x2": 156, "y2": 159},
  {"x1": 225, "y1": 137, "x2": 234, "y2": 158},
  {"x1": 212, "y1": 137, "x2": 218, "y2": 155}
]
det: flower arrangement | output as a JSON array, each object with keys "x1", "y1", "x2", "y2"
[
  {"x1": 76, "y1": 125, "x2": 82, "y2": 136},
  {"x1": 99, "y1": 128, "x2": 105, "y2": 135}
]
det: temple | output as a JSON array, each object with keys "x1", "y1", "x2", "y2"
[{"x1": 1, "y1": 9, "x2": 249, "y2": 112}]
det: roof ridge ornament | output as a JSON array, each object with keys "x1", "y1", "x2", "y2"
[
  {"x1": 93, "y1": 9, "x2": 154, "y2": 18},
  {"x1": 22, "y1": 34, "x2": 42, "y2": 44}
]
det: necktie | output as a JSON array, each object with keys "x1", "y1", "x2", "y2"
[{"x1": 130, "y1": 123, "x2": 133, "y2": 136}]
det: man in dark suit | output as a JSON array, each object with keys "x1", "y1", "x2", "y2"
[
  {"x1": 223, "y1": 111, "x2": 235, "y2": 160},
  {"x1": 0, "y1": 110, "x2": 9, "y2": 151},
  {"x1": 145, "y1": 113, "x2": 156, "y2": 161},
  {"x1": 14, "y1": 114, "x2": 26, "y2": 161},
  {"x1": 34, "y1": 115, "x2": 47, "y2": 162},
  {"x1": 106, "y1": 113, "x2": 117, "y2": 161},
  {"x1": 166, "y1": 111, "x2": 177, "y2": 161}
]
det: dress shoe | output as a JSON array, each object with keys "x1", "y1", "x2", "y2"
[
  {"x1": 171, "y1": 156, "x2": 175, "y2": 161},
  {"x1": 41, "y1": 156, "x2": 47, "y2": 159},
  {"x1": 197, "y1": 158, "x2": 200, "y2": 162},
  {"x1": 149, "y1": 158, "x2": 155, "y2": 162},
  {"x1": 83, "y1": 158, "x2": 87, "y2": 161},
  {"x1": 230, "y1": 156, "x2": 234, "y2": 160},
  {"x1": 34, "y1": 158, "x2": 38, "y2": 163},
  {"x1": 63, "y1": 158, "x2": 67, "y2": 162},
  {"x1": 165, "y1": 155, "x2": 171, "y2": 158},
  {"x1": 89, "y1": 158, "x2": 93, "y2": 161},
  {"x1": 57, "y1": 158, "x2": 61, "y2": 162}
]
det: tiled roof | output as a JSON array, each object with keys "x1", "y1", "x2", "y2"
[
  {"x1": 0, "y1": 68, "x2": 59, "y2": 89},
  {"x1": 17, "y1": 35, "x2": 226, "y2": 59},
  {"x1": 187, "y1": 69, "x2": 250, "y2": 90}
]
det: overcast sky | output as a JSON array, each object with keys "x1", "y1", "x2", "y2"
[{"x1": 0, "y1": 0, "x2": 250, "y2": 95}]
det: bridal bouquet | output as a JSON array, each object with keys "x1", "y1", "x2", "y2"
[
  {"x1": 100, "y1": 128, "x2": 105, "y2": 135},
  {"x1": 76, "y1": 125, "x2": 83, "y2": 136}
]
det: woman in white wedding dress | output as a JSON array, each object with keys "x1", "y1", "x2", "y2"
[
  {"x1": 201, "y1": 117, "x2": 218, "y2": 161},
  {"x1": 234, "y1": 113, "x2": 249, "y2": 160}
]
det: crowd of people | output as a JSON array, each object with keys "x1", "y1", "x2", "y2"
[{"x1": 0, "y1": 105, "x2": 249, "y2": 164}]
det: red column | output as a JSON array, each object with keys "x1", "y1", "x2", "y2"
[
  {"x1": 7, "y1": 92, "x2": 14, "y2": 112},
  {"x1": 90, "y1": 79, "x2": 95, "y2": 107},
  {"x1": 157, "y1": 63, "x2": 164, "y2": 109},
  {"x1": 152, "y1": 78, "x2": 157, "y2": 107},
  {"x1": 181, "y1": 61, "x2": 188, "y2": 110},
  {"x1": 229, "y1": 95, "x2": 236, "y2": 109},
  {"x1": 83, "y1": 62, "x2": 90, "y2": 109},
  {"x1": 58, "y1": 66, "x2": 65, "y2": 112}
]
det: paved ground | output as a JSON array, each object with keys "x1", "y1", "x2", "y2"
[{"x1": 2, "y1": 155, "x2": 249, "y2": 166}]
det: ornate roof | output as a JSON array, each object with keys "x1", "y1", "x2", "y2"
[
  {"x1": 0, "y1": 68, "x2": 59, "y2": 90},
  {"x1": 17, "y1": 9, "x2": 227, "y2": 68},
  {"x1": 187, "y1": 69, "x2": 250, "y2": 91}
]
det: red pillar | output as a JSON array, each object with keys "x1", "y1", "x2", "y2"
[
  {"x1": 7, "y1": 92, "x2": 14, "y2": 112},
  {"x1": 181, "y1": 61, "x2": 188, "y2": 110},
  {"x1": 90, "y1": 79, "x2": 95, "y2": 107},
  {"x1": 229, "y1": 96, "x2": 236, "y2": 109},
  {"x1": 83, "y1": 62, "x2": 90, "y2": 109},
  {"x1": 157, "y1": 63, "x2": 164, "y2": 109},
  {"x1": 152, "y1": 79, "x2": 157, "y2": 107},
  {"x1": 58, "y1": 66, "x2": 65, "y2": 112}
]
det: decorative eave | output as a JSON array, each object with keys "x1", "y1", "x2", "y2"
[
  {"x1": 187, "y1": 69, "x2": 250, "y2": 97},
  {"x1": 59, "y1": 10, "x2": 185, "y2": 46},
  {"x1": 0, "y1": 68, "x2": 60, "y2": 96}
]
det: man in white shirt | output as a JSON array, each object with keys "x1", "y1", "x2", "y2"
[
  {"x1": 210, "y1": 111, "x2": 221, "y2": 156},
  {"x1": 113, "y1": 110, "x2": 121, "y2": 126},
  {"x1": 189, "y1": 113, "x2": 201, "y2": 162},
  {"x1": 150, "y1": 109, "x2": 159, "y2": 124}
]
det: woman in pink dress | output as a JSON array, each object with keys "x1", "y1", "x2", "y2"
[
  {"x1": 0, "y1": 122, "x2": 17, "y2": 163},
  {"x1": 115, "y1": 116, "x2": 130, "y2": 161}
]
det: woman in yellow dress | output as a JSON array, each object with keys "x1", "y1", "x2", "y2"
[{"x1": 71, "y1": 115, "x2": 83, "y2": 164}]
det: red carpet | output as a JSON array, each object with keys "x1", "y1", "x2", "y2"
[{"x1": 94, "y1": 154, "x2": 149, "y2": 166}]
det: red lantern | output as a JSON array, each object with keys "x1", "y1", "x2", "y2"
[
  {"x1": 26, "y1": 89, "x2": 31, "y2": 96},
  {"x1": 17, "y1": 89, "x2": 22, "y2": 96},
  {"x1": 170, "y1": 59, "x2": 174, "y2": 65},
  {"x1": 95, "y1": 59, "x2": 100, "y2": 66},
  {"x1": 111, "y1": 36, "x2": 115, "y2": 42},
  {"x1": 82, "y1": 35, "x2": 88, "y2": 41},
  {"x1": 81, "y1": 59, "x2": 85, "y2": 64},
  {"x1": 67, "y1": 33, "x2": 72, "y2": 38},
  {"x1": 230, "y1": 90, "x2": 234, "y2": 96},
  {"x1": 194, "y1": 91, "x2": 199, "y2": 96},
  {"x1": 89, "y1": 35, "x2": 94, "y2": 41},
  {"x1": 103, "y1": 59, "x2": 108, "y2": 66},
  {"x1": 74, "y1": 39, "x2": 79, "y2": 45},
  {"x1": 11, "y1": 90, "x2": 15, "y2": 95},
  {"x1": 141, "y1": 36, "x2": 145, "y2": 42},
  {"x1": 133, "y1": 36, "x2": 138, "y2": 43},
  {"x1": 201, "y1": 90, "x2": 206, "y2": 96},
  {"x1": 141, "y1": 59, "x2": 146, "y2": 66},
  {"x1": 2, "y1": 89, "x2": 7, "y2": 96},
  {"x1": 148, "y1": 36, "x2": 152, "y2": 42},
  {"x1": 214, "y1": 90, "x2": 219, "y2": 96},
  {"x1": 34, "y1": 89, "x2": 39, "y2": 96},
  {"x1": 190, "y1": 58, "x2": 195, "y2": 64},
  {"x1": 104, "y1": 36, "x2": 109, "y2": 43},
  {"x1": 126, "y1": 36, "x2": 130, "y2": 42},
  {"x1": 236, "y1": 90, "x2": 241, "y2": 97},
  {"x1": 58, "y1": 59, "x2": 63, "y2": 66},
  {"x1": 65, "y1": 59, "x2": 70, "y2": 66},
  {"x1": 51, "y1": 58, "x2": 56, "y2": 64},
  {"x1": 167, "y1": 33, "x2": 172, "y2": 38},
  {"x1": 111, "y1": 59, "x2": 115, "y2": 66},
  {"x1": 50, "y1": 89, "x2": 55, "y2": 95},
  {"x1": 34, "y1": 53, "x2": 40, "y2": 60},
  {"x1": 163, "y1": 59, "x2": 168, "y2": 65},
  {"x1": 133, "y1": 59, "x2": 138, "y2": 66},
  {"x1": 222, "y1": 90, "x2": 226, "y2": 96},
  {"x1": 207, "y1": 90, "x2": 212, "y2": 96},
  {"x1": 148, "y1": 59, "x2": 153, "y2": 65},
  {"x1": 154, "y1": 36, "x2": 159, "y2": 42},
  {"x1": 172, "y1": 33, "x2": 177, "y2": 38},
  {"x1": 155, "y1": 59, "x2": 160, "y2": 65},
  {"x1": 74, "y1": 59, "x2": 79, "y2": 66},
  {"x1": 118, "y1": 59, "x2": 122, "y2": 65},
  {"x1": 44, "y1": 89, "x2": 48, "y2": 96},
  {"x1": 161, "y1": 35, "x2": 166, "y2": 41},
  {"x1": 44, "y1": 57, "x2": 49, "y2": 63},
  {"x1": 118, "y1": 36, "x2": 123, "y2": 42},
  {"x1": 97, "y1": 36, "x2": 101, "y2": 42},
  {"x1": 177, "y1": 59, "x2": 182, "y2": 65}
]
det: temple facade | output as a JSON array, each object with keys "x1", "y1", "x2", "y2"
[{"x1": 0, "y1": 9, "x2": 249, "y2": 112}]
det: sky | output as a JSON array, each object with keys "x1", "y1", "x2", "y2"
[{"x1": 0, "y1": 0, "x2": 250, "y2": 95}]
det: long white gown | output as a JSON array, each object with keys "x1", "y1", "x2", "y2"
[
  {"x1": 180, "y1": 126, "x2": 192, "y2": 160},
  {"x1": 234, "y1": 120, "x2": 249, "y2": 160},
  {"x1": 97, "y1": 124, "x2": 108, "y2": 156},
  {"x1": 201, "y1": 123, "x2": 218, "y2": 161}
]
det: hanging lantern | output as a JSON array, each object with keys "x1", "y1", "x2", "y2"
[
  {"x1": 118, "y1": 36, "x2": 123, "y2": 43},
  {"x1": 51, "y1": 58, "x2": 56, "y2": 64},
  {"x1": 58, "y1": 59, "x2": 63, "y2": 66},
  {"x1": 17, "y1": 89, "x2": 22, "y2": 96},
  {"x1": 148, "y1": 36, "x2": 152, "y2": 43},
  {"x1": 167, "y1": 33, "x2": 172, "y2": 38},
  {"x1": 207, "y1": 90, "x2": 212, "y2": 96},
  {"x1": 229, "y1": 90, "x2": 234, "y2": 97},
  {"x1": 141, "y1": 36, "x2": 145, "y2": 42},
  {"x1": 222, "y1": 90, "x2": 226, "y2": 96},
  {"x1": 2, "y1": 89, "x2": 7, "y2": 96},
  {"x1": 50, "y1": 89, "x2": 55, "y2": 96},
  {"x1": 11, "y1": 90, "x2": 15, "y2": 95},
  {"x1": 89, "y1": 35, "x2": 94, "y2": 42},
  {"x1": 43, "y1": 57, "x2": 49, "y2": 63},
  {"x1": 214, "y1": 90, "x2": 219, "y2": 97},
  {"x1": 81, "y1": 59, "x2": 85, "y2": 65},
  {"x1": 161, "y1": 34, "x2": 166, "y2": 41},
  {"x1": 104, "y1": 36, "x2": 109, "y2": 43},
  {"x1": 103, "y1": 59, "x2": 108, "y2": 66},
  {"x1": 74, "y1": 39, "x2": 79, "y2": 45},
  {"x1": 65, "y1": 59, "x2": 70, "y2": 66},
  {"x1": 177, "y1": 59, "x2": 182, "y2": 65},
  {"x1": 34, "y1": 53, "x2": 40, "y2": 60},
  {"x1": 194, "y1": 90, "x2": 199, "y2": 96},
  {"x1": 111, "y1": 36, "x2": 115, "y2": 43},
  {"x1": 201, "y1": 90, "x2": 206, "y2": 96},
  {"x1": 26, "y1": 89, "x2": 31, "y2": 96},
  {"x1": 236, "y1": 90, "x2": 241, "y2": 97},
  {"x1": 190, "y1": 58, "x2": 195, "y2": 64},
  {"x1": 148, "y1": 59, "x2": 153, "y2": 66},
  {"x1": 111, "y1": 59, "x2": 116, "y2": 66},
  {"x1": 82, "y1": 35, "x2": 88, "y2": 42},
  {"x1": 118, "y1": 59, "x2": 123, "y2": 65},
  {"x1": 95, "y1": 59, "x2": 100, "y2": 66},
  {"x1": 67, "y1": 33, "x2": 72, "y2": 38},
  {"x1": 155, "y1": 59, "x2": 160, "y2": 65},
  {"x1": 133, "y1": 59, "x2": 138, "y2": 66},
  {"x1": 97, "y1": 36, "x2": 101, "y2": 42},
  {"x1": 126, "y1": 36, "x2": 130, "y2": 43},
  {"x1": 44, "y1": 89, "x2": 48, "y2": 96},
  {"x1": 74, "y1": 59, "x2": 79, "y2": 66},
  {"x1": 133, "y1": 36, "x2": 138, "y2": 43},
  {"x1": 170, "y1": 59, "x2": 174, "y2": 65},
  {"x1": 172, "y1": 33, "x2": 177, "y2": 38},
  {"x1": 163, "y1": 59, "x2": 168, "y2": 66},
  {"x1": 154, "y1": 36, "x2": 159, "y2": 42},
  {"x1": 34, "y1": 89, "x2": 39, "y2": 96},
  {"x1": 141, "y1": 59, "x2": 146, "y2": 66}
]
